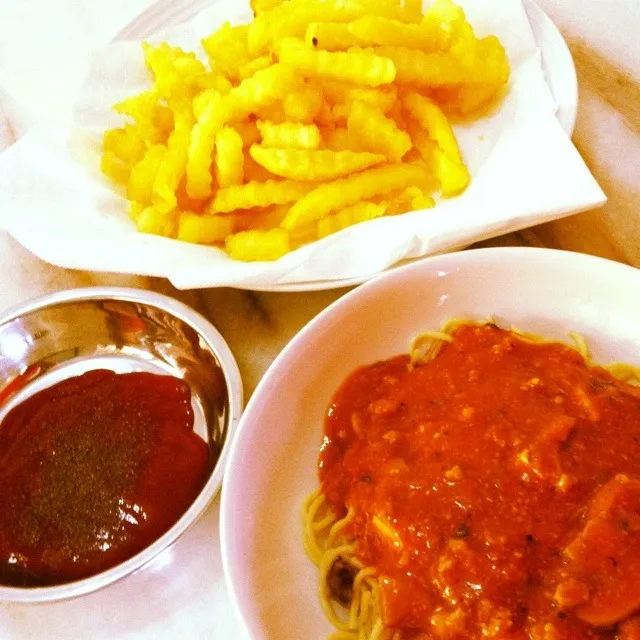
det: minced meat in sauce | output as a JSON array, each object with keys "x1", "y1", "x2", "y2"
[{"x1": 319, "y1": 323, "x2": 640, "y2": 639}]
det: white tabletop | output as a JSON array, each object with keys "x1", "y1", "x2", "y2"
[{"x1": 1, "y1": 0, "x2": 640, "y2": 638}]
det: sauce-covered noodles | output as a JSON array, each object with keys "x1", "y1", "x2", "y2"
[{"x1": 303, "y1": 321, "x2": 640, "y2": 640}]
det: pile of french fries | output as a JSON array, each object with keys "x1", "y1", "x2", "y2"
[{"x1": 101, "y1": 0, "x2": 509, "y2": 261}]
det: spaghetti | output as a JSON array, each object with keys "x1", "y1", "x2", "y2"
[
  {"x1": 303, "y1": 320, "x2": 640, "y2": 640},
  {"x1": 303, "y1": 488, "x2": 395, "y2": 640}
]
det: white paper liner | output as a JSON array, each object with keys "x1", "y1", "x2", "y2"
[{"x1": 0, "y1": 0, "x2": 606, "y2": 289}]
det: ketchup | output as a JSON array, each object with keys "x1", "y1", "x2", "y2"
[{"x1": 0, "y1": 370, "x2": 209, "y2": 586}]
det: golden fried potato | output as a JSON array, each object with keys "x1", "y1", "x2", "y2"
[
  {"x1": 314, "y1": 101, "x2": 335, "y2": 127},
  {"x1": 101, "y1": 152, "x2": 130, "y2": 186},
  {"x1": 322, "y1": 127, "x2": 363, "y2": 152},
  {"x1": 238, "y1": 55, "x2": 274, "y2": 80},
  {"x1": 191, "y1": 71, "x2": 233, "y2": 94},
  {"x1": 472, "y1": 36, "x2": 510, "y2": 86},
  {"x1": 177, "y1": 212, "x2": 235, "y2": 243},
  {"x1": 281, "y1": 162, "x2": 429, "y2": 229},
  {"x1": 305, "y1": 22, "x2": 362, "y2": 51},
  {"x1": 209, "y1": 179, "x2": 314, "y2": 213},
  {"x1": 321, "y1": 79, "x2": 397, "y2": 113},
  {"x1": 142, "y1": 42, "x2": 205, "y2": 105},
  {"x1": 175, "y1": 179, "x2": 208, "y2": 213},
  {"x1": 317, "y1": 200, "x2": 387, "y2": 238},
  {"x1": 424, "y1": 0, "x2": 468, "y2": 34},
  {"x1": 283, "y1": 84, "x2": 324, "y2": 123},
  {"x1": 430, "y1": 143, "x2": 470, "y2": 197},
  {"x1": 254, "y1": 101, "x2": 288, "y2": 124},
  {"x1": 257, "y1": 121, "x2": 321, "y2": 149},
  {"x1": 248, "y1": 0, "x2": 416, "y2": 56},
  {"x1": 403, "y1": 0, "x2": 423, "y2": 23},
  {"x1": 202, "y1": 23, "x2": 251, "y2": 82},
  {"x1": 234, "y1": 203, "x2": 291, "y2": 231},
  {"x1": 215, "y1": 127, "x2": 244, "y2": 188},
  {"x1": 114, "y1": 90, "x2": 172, "y2": 145},
  {"x1": 249, "y1": 146, "x2": 386, "y2": 181},
  {"x1": 250, "y1": 0, "x2": 285, "y2": 15},
  {"x1": 232, "y1": 120, "x2": 262, "y2": 148},
  {"x1": 402, "y1": 91, "x2": 463, "y2": 163},
  {"x1": 103, "y1": 0, "x2": 509, "y2": 259},
  {"x1": 227, "y1": 63, "x2": 297, "y2": 119},
  {"x1": 405, "y1": 186, "x2": 436, "y2": 211},
  {"x1": 127, "y1": 145, "x2": 166, "y2": 204},
  {"x1": 186, "y1": 91, "x2": 230, "y2": 199},
  {"x1": 226, "y1": 228, "x2": 290, "y2": 261},
  {"x1": 153, "y1": 110, "x2": 193, "y2": 211},
  {"x1": 408, "y1": 121, "x2": 469, "y2": 197},
  {"x1": 278, "y1": 38, "x2": 395, "y2": 86},
  {"x1": 243, "y1": 152, "x2": 277, "y2": 182},
  {"x1": 347, "y1": 100, "x2": 412, "y2": 163},
  {"x1": 348, "y1": 16, "x2": 452, "y2": 51},
  {"x1": 136, "y1": 205, "x2": 178, "y2": 237},
  {"x1": 375, "y1": 46, "x2": 468, "y2": 87},
  {"x1": 431, "y1": 84, "x2": 501, "y2": 116},
  {"x1": 385, "y1": 186, "x2": 436, "y2": 215},
  {"x1": 193, "y1": 89, "x2": 219, "y2": 120},
  {"x1": 386, "y1": 99, "x2": 408, "y2": 130},
  {"x1": 103, "y1": 124, "x2": 146, "y2": 165}
]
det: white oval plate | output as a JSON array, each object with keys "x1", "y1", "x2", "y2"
[
  {"x1": 220, "y1": 247, "x2": 640, "y2": 639},
  {"x1": 115, "y1": 0, "x2": 579, "y2": 293}
]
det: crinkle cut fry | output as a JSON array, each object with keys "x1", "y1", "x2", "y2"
[
  {"x1": 375, "y1": 45, "x2": 469, "y2": 87},
  {"x1": 257, "y1": 121, "x2": 322, "y2": 149},
  {"x1": 317, "y1": 200, "x2": 387, "y2": 238},
  {"x1": 348, "y1": 16, "x2": 453, "y2": 51},
  {"x1": 249, "y1": 146, "x2": 386, "y2": 181},
  {"x1": 177, "y1": 212, "x2": 236, "y2": 243},
  {"x1": 226, "y1": 228, "x2": 290, "y2": 261},
  {"x1": 281, "y1": 162, "x2": 428, "y2": 229},
  {"x1": 186, "y1": 64, "x2": 295, "y2": 198},
  {"x1": 101, "y1": 0, "x2": 504, "y2": 259},
  {"x1": 278, "y1": 39, "x2": 395, "y2": 87},
  {"x1": 186, "y1": 92, "x2": 231, "y2": 199},
  {"x1": 227, "y1": 63, "x2": 298, "y2": 120},
  {"x1": 347, "y1": 100, "x2": 412, "y2": 163},
  {"x1": 215, "y1": 127, "x2": 245, "y2": 188},
  {"x1": 305, "y1": 22, "x2": 363, "y2": 51},
  {"x1": 402, "y1": 90, "x2": 463, "y2": 163},
  {"x1": 248, "y1": 0, "x2": 415, "y2": 55},
  {"x1": 283, "y1": 84, "x2": 325, "y2": 123},
  {"x1": 208, "y1": 179, "x2": 315, "y2": 213}
]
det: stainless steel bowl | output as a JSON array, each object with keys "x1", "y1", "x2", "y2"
[{"x1": 0, "y1": 287, "x2": 243, "y2": 602}]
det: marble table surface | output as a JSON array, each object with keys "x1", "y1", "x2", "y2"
[{"x1": 0, "y1": 0, "x2": 639, "y2": 637}]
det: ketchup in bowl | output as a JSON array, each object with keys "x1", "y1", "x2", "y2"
[{"x1": 0, "y1": 370, "x2": 209, "y2": 587}]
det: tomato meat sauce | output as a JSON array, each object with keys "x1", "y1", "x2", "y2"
[
  {"x1": 319, "y1": 323, "x2": 640, "y2": 639},
  {"x1": 0, "y1": 370, "x2": 209, "y2": 586}
]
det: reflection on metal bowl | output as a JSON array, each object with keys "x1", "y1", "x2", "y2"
[{"x1": 0, "y1": 287, "x2": 242, "y2": 603}]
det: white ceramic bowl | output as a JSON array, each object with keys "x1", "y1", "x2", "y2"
[{"x1": 220, "y1": 247, "x2": 640, "y2": 639}]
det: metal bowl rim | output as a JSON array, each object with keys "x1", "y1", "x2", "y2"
[{"x1": 0, "y1": 286, "x2": 243, "y2": 602}]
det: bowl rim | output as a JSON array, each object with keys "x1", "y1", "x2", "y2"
[
  {"x1": 219, "y1": 246, "x2": 640, "y2": 639},
  {"x1": 0, "y1": 286, "x2": 243, "y2": 603}
]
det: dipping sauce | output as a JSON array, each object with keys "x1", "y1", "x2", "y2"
[
  {"x1": 0, "y1": 370, "x2": 209, "y2": 586},
  {"x1": 320, "y1": 323, "x2": 640, "y2": 639}
]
